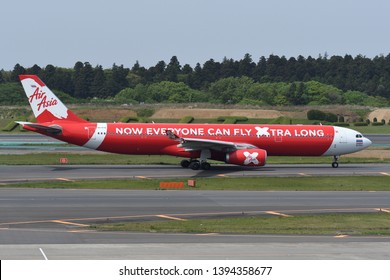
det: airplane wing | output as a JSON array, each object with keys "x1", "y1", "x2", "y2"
[
  {"x1": 17, "y1": 122, "x2": 62, "y2": 135},
  {"x1": 165, "y1": 129, "x2": 258, "y2": 152}
]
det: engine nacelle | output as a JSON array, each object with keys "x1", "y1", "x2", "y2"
[{"x1": 225, "y1": 149, "x2": 267, "y2": 166}]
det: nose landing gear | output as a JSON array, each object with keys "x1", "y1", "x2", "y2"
[{"x1": 332, "y1": 155, "x2": 339, "y2": 168}]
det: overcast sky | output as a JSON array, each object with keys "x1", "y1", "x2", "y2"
[{"x1": 1, "y1": 0, "x2": 390, "y2": 70}]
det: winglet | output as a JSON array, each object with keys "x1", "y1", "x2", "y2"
[{"x1": 19, "y1": 75, "x2": 86, "y2": 123}]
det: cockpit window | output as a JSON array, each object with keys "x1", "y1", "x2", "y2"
[{"x1": 356, "y1": 134, "x2": 363, "y2": 138}]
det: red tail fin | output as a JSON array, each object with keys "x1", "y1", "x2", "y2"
[{"x1": 19, "y1": 75, "x2": 86, "y2": 123}]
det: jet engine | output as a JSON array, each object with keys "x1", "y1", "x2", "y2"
[{"x1": 225, "y1": 149, "x2": 267, "y2": 166}]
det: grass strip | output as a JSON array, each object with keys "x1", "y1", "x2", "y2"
[
  {"x1": 2, "y1": 176, "x2": 390, "y2": 191},
  {"x1": 93, "y1": 212, "x2": 390, "y2": 235},
  {"x1": 0, "y1": 154, "x2": 179, "y2": 165}
]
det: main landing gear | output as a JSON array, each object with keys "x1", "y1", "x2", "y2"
[
  {"x1": 181, "y1": 149, "x2": 211, "y2": 170},
  {"x1": 180, "y1": 159, "x2": 211, "y2": 170},
  {"x1": 332, "y1": 155, "x2": 340, "y2": 168}
]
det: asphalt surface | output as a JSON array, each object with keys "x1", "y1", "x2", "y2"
[
  {"x1": 1, "y1": 163, "x2": 390, "y2": 183},
  {"x1": 1, "y1": 188, "x2": 390, "y2": 259},
  {"x1": 368, "y1": 134, "x2": 390, "y2": 145}
]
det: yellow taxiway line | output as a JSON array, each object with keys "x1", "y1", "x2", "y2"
[
  {"x1": 265, "y1": 211, "x2": 293, "y2": 217},
  {"x1": 157, "y1": 215, "x2": 188, "y2": 221},
  {"x1": 51, "y1": 220, "x2": 89, "y2": 227}
]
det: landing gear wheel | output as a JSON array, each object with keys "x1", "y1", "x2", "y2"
[
  {"x1": 332, "y1": 155, "x2": 340, "y2": 168},
  {"x1": 180, "y1": 159, "x2": 190, "y2": 168},
  {"x1": 189, "y1": 161, "x2": 200, "y2": 170},
  {"x1": 201, "y1": 162, "x2": 211, "y2": 170}
]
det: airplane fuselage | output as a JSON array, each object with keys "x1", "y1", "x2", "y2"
[
  {"x1": 18, "y1": 75, "x2": 372, "y2": 169},
  {"x1": 28, "y1": 122, "x2": 371, "y2": 159}
]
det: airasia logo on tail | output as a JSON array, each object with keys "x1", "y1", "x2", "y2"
[
  {"x1": 28, "y1": 87, "x2": 58, "y2": 112},
  {"x1": 20, "y1": 75, "x2": 88, "y2": 123}
]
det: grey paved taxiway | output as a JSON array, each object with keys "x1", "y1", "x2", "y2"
[
  {"x1": 1, "y1": 133, "x2": 389, "y2": 259},
  {"x1": 1, "y1": 188, "x2": 390, "y2": 259},
  {"x1": 1, "y1": 163, "x2": 390, "y2": 184}
]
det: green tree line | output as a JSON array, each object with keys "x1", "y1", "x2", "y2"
[{"x1": 1, "y1": 53, "x2": 390, "y2": 106}]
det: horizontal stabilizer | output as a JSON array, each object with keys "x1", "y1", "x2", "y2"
[{"x1": 17, "y1": 122, "x2": 62, "y2": 135}]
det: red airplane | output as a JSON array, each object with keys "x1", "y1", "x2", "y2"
[{"x1": 18, "y1": 75, "x2": 372, "y2": 169}]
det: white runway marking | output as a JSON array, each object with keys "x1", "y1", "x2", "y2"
[{"x1": 39, "y1": 248, "x2": 48, "y2": 260}]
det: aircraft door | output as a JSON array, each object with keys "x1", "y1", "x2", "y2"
[{"x1": 338, "y1": 130, "x2": 347, "y2": 144}]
